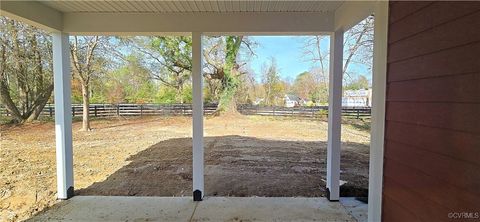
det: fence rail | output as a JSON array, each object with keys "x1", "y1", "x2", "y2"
[{"x1": 0, "y1": 103, "x2": 371, "y2": 119}]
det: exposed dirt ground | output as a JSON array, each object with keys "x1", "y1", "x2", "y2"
[{"x1": 0, "y1": 116, "x2": 370, "y2": 222}]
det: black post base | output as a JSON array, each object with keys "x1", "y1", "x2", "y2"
[
  {"x1": 193, "y1": 190, "x2": 203, "y2": 201},
  {"x1": 67, "y1": 186, "x2": 74, "y2": 198}
]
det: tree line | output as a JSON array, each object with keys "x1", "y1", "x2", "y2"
[{"x1": 0, "y1": 16, "x2": 373, "y2": 129}]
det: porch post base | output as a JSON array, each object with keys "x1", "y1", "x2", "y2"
[
  {"x1": 193, "y1": 190, "x2": 203, "y2": 201},
  {"x1": 326, "y1": 188, "x2": 339, "y2": 202},
  {"x1": 58, "y1": 186, "x2": 74, "y2": 200}
]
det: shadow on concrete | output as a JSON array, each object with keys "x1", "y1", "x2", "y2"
[{"x1": 76, "y1": 135, "x2": 369, "y2": 198}]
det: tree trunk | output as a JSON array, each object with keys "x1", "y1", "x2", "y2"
[
  {"x1": 176, "y1": 85, "x2": 184, "y2": 103},
  {"x1": 218, "y1": 96, "x2": 238, "y2": 114},
  {"x1": 81, "y1": 83, "x2": 91, "y2": 131},
  {"x1": 25, "y1": 84, "x2": 53, "y2": 122},
  {"x1": 214, "y1": 36, "x2": 243, "y2": 116},
  {"x1": 0, "y1": 79, "x2": 23, "y2": 123},
  {"x1": 214, "y1": 72, "x2": 240, "y2": 115}
]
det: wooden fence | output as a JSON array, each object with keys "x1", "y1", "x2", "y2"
[
  {"x1": 237, "y1": 104, "x2": 371, "y2": 119},
  {"x1": 0, "y1": 103, "x2": 371, "y2": 119}
]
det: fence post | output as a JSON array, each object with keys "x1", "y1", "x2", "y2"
[
  {"x1": 72, "y1": 107, "x2": 75, "y2": 117},
  {"x1": 94, "y1": 106, "x2": 97, "y2": 117},
  {"x1": 140, "y1": 105, "x2": 143, "y2": 116},
  {"x1": 49, "y1": 106, "x2": 53, "y2": 117},
  {"x1": 356, "y1": 109, "x2": 360, "y2": 119},
  {"x1": 117, "y1": 104, "x2": 120, "y2": 116},
  {"x1": 311, "y1": 107, "x2": 314, "y2": 118}
]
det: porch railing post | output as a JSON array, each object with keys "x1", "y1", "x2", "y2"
[
  {"x1": 192, "y1": 32, "x2": 204, "y2": 201},
  {"x1": 326, "y1": 29, "x2": 344, "y2": 201},
  {"x1": 52, "y1": 32, "x2": 74, "y2": 200}
]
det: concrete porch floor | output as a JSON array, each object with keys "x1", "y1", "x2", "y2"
[{"x1": 27, "y1": 196, "x2": 363, "y2": 222}]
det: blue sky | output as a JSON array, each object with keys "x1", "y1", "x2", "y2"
[
  {"x1": 246, "y1": 36, "x2": 316, "y2": 81},
  {"x1": 244, "y1": 36, "x2": 372, "y2": 83}
]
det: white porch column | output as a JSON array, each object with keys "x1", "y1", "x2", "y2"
[
  {"x1": 192, "y1": 32, "x2": 204, "y2": 201},
  {"x1": 368, "y1": 2, "x2": 389, "y2": 221},
  {"x1": 326, "y1": 29, "x2": 343, "y2": 201},
  {"x1": 52, "y1": 32, "x2": 74, "y2": 200}
]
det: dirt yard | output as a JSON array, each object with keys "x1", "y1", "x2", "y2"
[{"x1": 0, "y1": 115, "x2": 370, "y2": 222}]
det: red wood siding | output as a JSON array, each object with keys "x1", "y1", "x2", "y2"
[{"x1": 383, "y1": 2, "x2": 480, "y2": 221}]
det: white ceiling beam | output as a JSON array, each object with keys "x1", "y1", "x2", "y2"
[
  {"x1": 62, "y1": 12, "x2": 335, "y2": 35},
  {"x1": 334, "y1": 1, "x2": 375, "y2": 31},
  {"x1": 0, "y1": 1, "x2": 63, "y2": 32}
]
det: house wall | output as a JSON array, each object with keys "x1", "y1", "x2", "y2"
[
  {"x1": 383, "y1": 1, "x2": 480, "y2": 221},
  {"x1": 342, "y1": 89, "x2": 372, "y2": 107}
]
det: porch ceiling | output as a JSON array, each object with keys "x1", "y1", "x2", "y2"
[
  {"x1": 0, "y1": 0, "x2": 374, "y2": 35},
  {"x1": 40, "y1": 0, "x2": 344, "y2": 13}
]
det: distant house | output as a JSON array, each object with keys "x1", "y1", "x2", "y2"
[
  {"x1": 342, "y1": 88, "x2": 372, "y2": 107},
  {"x1": 253, "y1": 98, "x2": 264, "y2": 105},
  {"x1": 284, "y1": 94, "x2": 304, "y2": 107}
]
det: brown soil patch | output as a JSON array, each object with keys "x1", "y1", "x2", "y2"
[{"x1": 0, "y1": 116, "x2": 370, "y2": 221}]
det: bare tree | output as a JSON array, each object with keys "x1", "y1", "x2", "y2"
[
  {"x1": 343, "y1": 16, "x2": 374, "y2": 84},
  {"x1": 302, "y1": 16, "x2": 374, "y2": 88},
  {"x1": 261, "y1": 58, "x2": 284, "y2": 106},
  {"x1": 70, "y1": 36, "x2": 107, "y2": 131},
  {"x1": 302, "y1": 35, "x2": 329, "y2": 102}
]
